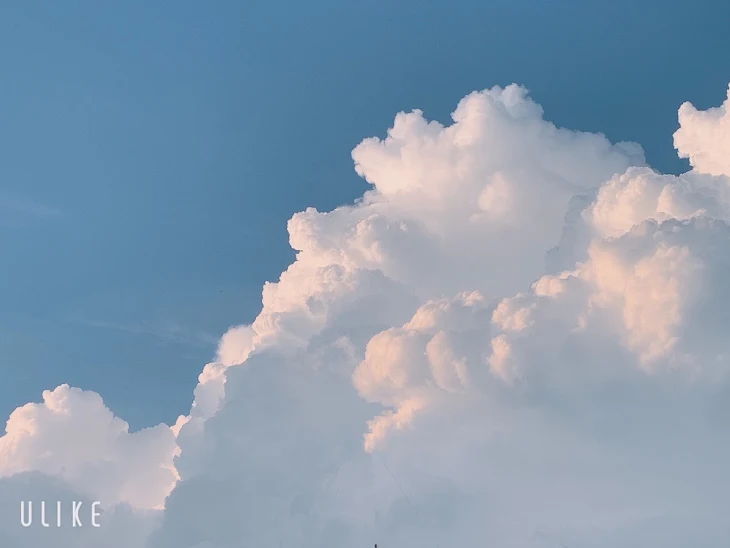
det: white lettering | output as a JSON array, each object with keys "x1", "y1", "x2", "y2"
[
  {"x1": 40, "y1": 501, "x2": 49, "y2": 528},
  {"x1": 17, "y1": 500, "x2": 102, "y2": 528},
  {"x1": 72, "y1": 501, "x2": 83, "y2": 527},
  {"x1": 20, "y1": 501, "x2": 32, "y2": 527},
  {"x1": 91, "y1": 501, "x2": 101, "y2": 527}
]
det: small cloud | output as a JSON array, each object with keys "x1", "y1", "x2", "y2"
[
  {"x1": 74, "y1": 317, "x2": 219, "y2": 349},
  {"x1": 0, "y1": 191, "x2": 63, "y2": 228}
]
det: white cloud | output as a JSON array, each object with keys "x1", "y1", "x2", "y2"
[
  {"x1": 0, "y1": 385, "x2": 178, "y2": 511},
  {"x1": 4, "y1": 82, "x2": 730, "y2": 547},
  {"x1": 585, "y1": 167, "x2": 730, "y2": 239},
  {"x1": 286, "y1": 85, "x2": 643, "y2": 302},
  {"x1": 675, "y1": 85, "x2": 730, "y2": 177}
]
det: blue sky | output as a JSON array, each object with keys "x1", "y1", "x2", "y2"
[{"x1": 2, "y1": 0, "x2": 729, "y2": 430}]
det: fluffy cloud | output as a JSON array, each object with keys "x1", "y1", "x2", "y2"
[
  {"x1": 287, "y1": 85, "x2": 643, "y2": 302},
  {"x1": 585, "y1": 167, "x2": 730, "y2": 239},
  {"x1": 0, "y1": 385, "x2": 178, "y2": 510},
  {"x1": 3, "y1": 82, "x2": 730, "y2": 547},
  {"x1": 674, "y1": 85, "x2": 730, "y2": 177}
]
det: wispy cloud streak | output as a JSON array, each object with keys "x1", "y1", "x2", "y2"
[{"x1": 0, "y1": 191, "x2": 63, "y2": 227}]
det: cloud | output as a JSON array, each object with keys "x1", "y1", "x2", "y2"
[
  {"x1": 674, "y1": 84, "x2": 730, "y2": 177},
  {"x1": 0, "y1": 192, "x2": 62, "y2": 228},
  {"x1": 73, "y1": 317, "x2": 219, "y2": 350},
  {"x1": 287, "y1": 85, "x2": 643, "y2": 302},
  {"x1": 3, "y1": 82, "x2": 730, "y2": 547},
  {"x1": 0, "y1": 385, "x2": 178, "y2": 511}
]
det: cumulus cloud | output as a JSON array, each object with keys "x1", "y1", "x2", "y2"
[
  {"x1": 3, "y1": 82, "x2": 730, "y2": 547},
  {"x1": 0, "y1": 385, "x2": 178, "y2": 510},
  {"x1": 675, "y1": 85, "x2": 730, "y2": 177}
]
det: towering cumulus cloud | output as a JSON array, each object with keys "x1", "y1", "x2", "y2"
[{"x1": 3, "y1": 83, "x2": 730, "y2": 547}]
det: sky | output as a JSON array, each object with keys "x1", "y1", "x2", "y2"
[{"x1": 2, "y1": 1, "x2": 730, "y2": 547}]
